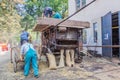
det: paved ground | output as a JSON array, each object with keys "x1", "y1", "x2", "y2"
[
  {"x1": 0, "y1": 51, "x2": 120, "y2": 80},
  {"x1": 0, "y1": 51, "x2": 10, "y2": 65}
]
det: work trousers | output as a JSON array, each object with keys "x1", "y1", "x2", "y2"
[{"x1": 24, "y1": 47, "x2": 39, "y2": 76}]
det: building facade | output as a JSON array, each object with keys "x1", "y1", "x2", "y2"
[{"x1": 68, "y1": 0, "x2": 120, "y2": 57}]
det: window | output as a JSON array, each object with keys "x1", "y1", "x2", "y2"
[
  {"x1": 82, "y1": 0, "x2": 86, "y2": 7},
  {"x1": 75, "y1": 0, "x2": 80, "y2": 10},
  {"x1": 83, "y1": 29, "x2": 87, "y2": 44},
  {"x1": 75, "y1": 0, "x2": 86, "y2": 10},
  {"x1": 93, "y1": 22, "x2": 98, "y2": 43}
]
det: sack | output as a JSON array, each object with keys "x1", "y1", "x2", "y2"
[
  {"x1": 66, "y1": 50, "x2": 71, "y2": 67},
  {"x1": 47, "y1": 54, "x2": 57, "y2": 70},
  {"x1": 65, "y1": 49, "x2": 75, "y2": 67},
  {"x1": 70, "y1": 49, "x2": 75, "y2": 67},
  {"x1": 58, "y1": 49, "x2": 65, "y2": 68}
]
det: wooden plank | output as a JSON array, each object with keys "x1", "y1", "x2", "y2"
[
  {"x1": 37, "y1": 18, "x2": 90, "y2": 27},
  {"x1": 33, "y1": 18, "x2": 90, "y2": 31},
  {"x1": 57, "y1": 45, "x2": 78, "y2": 48},
  {"x1": 81, "y1": 45, "x2": 120, "y2": 48},
  {"x1": 33, "y1": 24, "x2": 49, "y2": 31},
  {"x1": 112, "y1": 27, "x2": 118, "y2": 29},
  {"x1": 56, "y1": 38, "x2": 77, "y2": 41},
  {"x1": 48, "y1": 41, "x2": 78, "y2": 48}
]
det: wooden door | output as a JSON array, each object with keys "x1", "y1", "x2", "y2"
[
  {"x1": 118, "y1": 11, "x2": 120, "y2": 58},
  {"x1": 102, "y1": 12, "x2": 112, "y2": 58}
]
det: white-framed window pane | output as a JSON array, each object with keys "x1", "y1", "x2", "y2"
[
  {"x1": 82, "y1": 0, "x2": 86, "y2": 6},
  {"x1": 93, "y1": 22, "x2": 98, "y2": 43},
  {"x1": 75, "y1": 0, "x2": 80, "y2": 10}
]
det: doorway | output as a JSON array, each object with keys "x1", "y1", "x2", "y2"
[
  {"x1": 102, "y1": 11, "x2": 120, "y2": 58},
  {"x1": 102, "y1": 12, "x2": 112, "y2": 57},
  {"x1": 112, "y1": 12, "x2": 119, "y2": 57}
]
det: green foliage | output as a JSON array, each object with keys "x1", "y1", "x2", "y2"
[
  {"x1": 28, "y1": 0, "x2": 68, "y2": 18},
  {"x1": 19, "y1": 0, "x2": 68, "y2": 31},
  {"x1": 20, "y1": 14, "x2": 36, "y2": 30},
  {"x1": 50, "y1": 0, "x2": 68, "y2": 18},
  {"x1": 0, "y1": 0, "x2": 68, "y2": 42},
  {"x1": 0, "y1": 0, "x2": 23, "y2": 42}
]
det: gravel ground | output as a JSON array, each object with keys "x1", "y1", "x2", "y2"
[{"x1": 1, "y1": 52, "x2": 120, "y2": 80}]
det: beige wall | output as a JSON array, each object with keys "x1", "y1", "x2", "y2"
[{"x1": 68, "y1": 0, "x2": 120, "y2": 55}]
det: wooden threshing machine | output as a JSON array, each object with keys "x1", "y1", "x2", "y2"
[{"x1": 33, "y1": 18, "x2": 90, "y2": 62}]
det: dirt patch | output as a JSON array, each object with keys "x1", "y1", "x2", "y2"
[
  {"x1": 84, "y1": 66, "x2": 103, "y2": 72},
  {"x1": 58, "y1": 67, "x2": 93, "y2": 79},
  {"x1": 1, "y1": 56, "x2": 120, "y2": 80}
]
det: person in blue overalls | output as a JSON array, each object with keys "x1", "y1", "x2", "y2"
[
  {"x1": 20, "y1": 40, "x2": 39, "y2": 78},
  {"x1": 20, "y1": 30, "x2": 29, "y2": 45}
]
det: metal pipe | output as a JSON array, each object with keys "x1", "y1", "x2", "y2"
[{"x1": 55, "y1": 0, "x2": 96, "y2": 27}]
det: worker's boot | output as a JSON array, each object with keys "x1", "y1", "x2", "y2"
[
  {"x1": 66, "y1": 49, "x2": 71, "y2": 67},
  {"x1": 70, "y1": 49, "x2": 75, "y2": 67},
  {"x1": 58, "y1": 49, "x2": 65, "y2": 68},
  {"x1": 47, "y1": 53, "x2": 57, "y2": 70}
]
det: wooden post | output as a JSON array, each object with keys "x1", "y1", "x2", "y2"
[
  {"x1": 77, "y1": 29, "x2": 83, "y2": 61},
  {"x1": 10, "y1": 47, "x2": 13, "y2": 63},
  {"x1": 55, "y1": 28, "x2": 57, "y2": 49}
]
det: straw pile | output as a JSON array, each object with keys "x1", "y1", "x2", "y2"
[{"x1": 59, "y1": 67, "x2": 93, "y2": 79}]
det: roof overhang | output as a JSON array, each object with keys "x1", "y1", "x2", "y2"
[{"x1": 33, "y1": 18, "x2": 90, "y2": 32}]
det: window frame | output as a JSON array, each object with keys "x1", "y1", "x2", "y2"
[
  {"x1": 75, "y1": 0, "x2": 86, "y2": 10},
  {"x1": 93, "y1": 22, "x2": 98, "y2": 43},
  {"x1": 75, "y1": 0, "x2": 81, "y2": 10},
  {"x1": 81, "y1": 0, "x2": 86, "y2": 7},
  {"x1": 82, "y1": 29, "x2": 87, "y2": 44}
]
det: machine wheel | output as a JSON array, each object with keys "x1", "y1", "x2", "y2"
[
  {"x1": 10, "y1": 48, "x2": 13, "y2": 63},
  {"x1": 12, "y1": 51, "x2": 18, "y2": 73},
  {"x1": 13, "y1": 61, "x2": 17, "y2": 73}
]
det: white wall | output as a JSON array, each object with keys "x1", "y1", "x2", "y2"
[
  {"x1": 68, "y1": 0, "x2": 76, "y2": 15},
  {"x1": 68, "y1": 0, "x2": 120, "y2": 55},
  {"x1": 83, "y1": 18, "x2": 102, "y2": 54},
  {"x1": 69, "y1": 0, "x2": 120, "y2": 21}
]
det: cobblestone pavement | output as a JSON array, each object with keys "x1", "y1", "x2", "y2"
[{"x1": 1, "y1": 52, "x2": 120, "y2": 80}]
